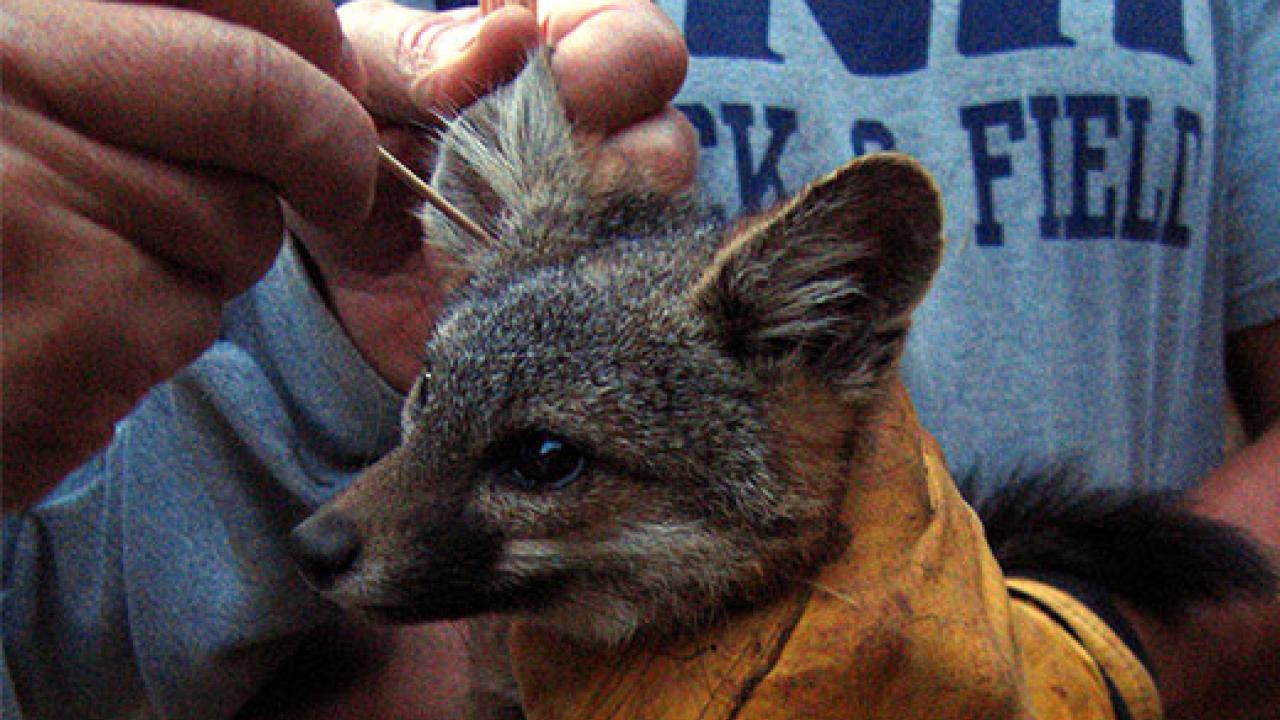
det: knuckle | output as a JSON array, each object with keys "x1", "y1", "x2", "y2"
[
  {"x1": 226, "y1": 31, "x2": 287, "y2": 151},
  {"x1": 206, "y1": 28, "x2": 373, "y2": 227},
  {"x1": 394, "y1": 12, "x2": 463, "y2": 78},
  {"x1": 641, "y1": 12, "x2": 689, "y2": 96},
  {"x1": 0, "y1": 5, "x2": 43, "y2": 97},
  {"x1": 647, "y1": 109, "x2": 698, "y2": 161},
  {"x1": 592, "y1": 108, "x2": 699, "y2": 193},
  {"x1": 204, "y1": 27, "x2": 303, "y2": 163},
  {"x1": 659, "y1": 110, "x2": 700, "y2": 189},
  {"x1": 210, "y1": 0, "x2": 346, "y2": 74},
  {"x1": 214, "y1": 179, "x2": 285, "y2": 299},
  {"x1": 554, "y1": 7, "x2": 687, "y2": 131},
  {"x1": 290, "y1": 0, "x2": 346, "y2": 71},
  {"x1": 0, "y1": 151, "x2": 50, "y2": 235},
  {"x1": 133, "y1": 284, "x2": 222, "y2": 390}
]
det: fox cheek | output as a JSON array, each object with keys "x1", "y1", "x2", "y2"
[{"x1": 399, "y1": 535, "x2": 504, "y2": 619}]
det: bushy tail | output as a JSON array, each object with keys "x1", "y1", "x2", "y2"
[{"x1": 958, "y1": 465, "x2": 1277, "y2": 619}]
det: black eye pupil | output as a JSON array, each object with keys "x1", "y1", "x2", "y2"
[{"x1": 511, "y1": 434, "x2": 584, "y2": 490}]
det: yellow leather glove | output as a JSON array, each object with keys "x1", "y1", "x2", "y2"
[{"x1": 508, "y1": 381, "x2": 1159, "y2": 720}]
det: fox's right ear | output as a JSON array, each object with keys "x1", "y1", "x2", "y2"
[
  {"x1": 420, "y1": 49, "x2": 588, "y2": 274},
  {"x1": 692, "y1": 153, "x2": 944, "y2": 400}
]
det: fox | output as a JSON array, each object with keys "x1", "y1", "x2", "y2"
[{"x1": 289, "y1": 50, "x2": 1275, "y2": 716}]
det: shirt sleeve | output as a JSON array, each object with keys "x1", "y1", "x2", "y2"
[
  {"x1": 1221, "y1": 1, "x2": 1280, "y2": 333},
  {"x1": 1, "y1": 240, "x2": 404, "y2": 720}
]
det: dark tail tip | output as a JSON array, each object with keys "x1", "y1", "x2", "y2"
[{"x1": 958, "y1": 463, "x2": 1278, "y2": 619}]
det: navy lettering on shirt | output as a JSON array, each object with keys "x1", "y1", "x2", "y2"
[
  {"x1": 960, "y1": 101, "x2": 1026, "y2": 247},
  {"x1": 678, "y1": 103, "x2": 719, "y2": 149},
  {"x1": 958, "y1": 0, "x2": 1075, "y2": 56},
  {"x1": 685, "y1": 0, "x2": 1190, "y2": 70},
  {"x1": 809, "y1": 0, "x2": 932, "y2": 75},
  {"x1": 1115, "y1": 0, "x2": 1192, "y2": 63},
  {"x1": 1065, "y1": 94, "x2": 1121, "y2": 240},
  {"x1": 721, "y1": 104, "x2": 797, "y2": 212},
  {"x1": 852, "y1": 120, "x2": 897, "y2": 156},
  {"x1": 1163, "y1": 107, "x2": 1202, "y2": 247},
  {"x1": 1029, "y1": 95, "x2": 1064, "y2": 239},
  {"x1": 1122, "y1": 97, "x2": 1163, "y2": 242},
  {"x1": 684, "y1": 0, "x2": 931, "y2": 73},
  {"x1": 954, "y1": 95, "x2": 1201, "y2": 247},
  {"x1": 684, "y1": 0, "x2": 783, "y2": 62},
  {"x1": 438, "y1": 1, "x2": 1205, "y2": 249}
]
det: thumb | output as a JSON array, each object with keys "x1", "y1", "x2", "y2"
[{"x1": 337, "y1": 0, "x2": 540, "y2": 125}]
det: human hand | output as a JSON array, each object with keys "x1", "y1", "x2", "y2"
[
  {"x1": 291, "y1": 0, "x2": 697, "y2": 393},
  {"x1": 1, "y1": 0, "x2": 380, "y2": 508}
]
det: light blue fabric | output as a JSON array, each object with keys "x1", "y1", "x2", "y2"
[
  {"x1": 2, "y1": 242, "x2": 403, "y2": 719},
  {"x1": 2, "y1": 1, "x2": 1276, "y2": 718},
  {"x1": 664, "y1": 0, "x2": 1280, "y2": 490}
]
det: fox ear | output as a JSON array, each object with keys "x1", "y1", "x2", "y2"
[
  {"x1": 421, "y1": 49, "x2": 588, "y2": 272},
  {"x1": 693, "y1": 152, "x2": 944, "y2": 398}
]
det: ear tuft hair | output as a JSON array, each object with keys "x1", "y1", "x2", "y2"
[
  {"x1": 693, "y1": 152, "x2": 944, "y2": 398},
  {"x1": 420, "y1": 49, "x2": 590, "y2": 272}
]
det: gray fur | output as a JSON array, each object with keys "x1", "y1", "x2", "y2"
[
  {"x1": 422, "y1": 51, "x2": 587, "y2": 270},
  {"x1": 288, "y1": 50, "x2": 1280, "y2": 717},
  {"x1": 290, "y1": 51, "x2": 1277, "y2": 719},
  {"x1": 296, "y1": 50, "x2": 944, "y2": 649}
]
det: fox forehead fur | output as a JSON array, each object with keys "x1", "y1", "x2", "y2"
[{"x1": 303, "y1": 49, "x2": 944, "y2": 645}]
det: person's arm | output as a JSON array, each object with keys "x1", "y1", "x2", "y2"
[
  {"x1": 0, "y1": 0, "x2": 384, "y2": 716},
  {"x1": 1120, "y1": 2, "x2": 1280, "y2": 712},
  {"x1": 1202, "y1": 320, "x2": 1280, "y2": 543},
  {"x1": 2, "y1": 239, "x2": 405, "y2": 720},
  {"x1": 1121, "y1": 321, "x2": 1280, "y2": 720}
]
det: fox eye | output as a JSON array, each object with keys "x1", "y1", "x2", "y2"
[{"x1": 507, "y1": 433, "x2": 585, "y2": 491}]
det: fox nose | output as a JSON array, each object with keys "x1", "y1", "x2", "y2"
[{"x1": 289, "y1": 512, "x2": 361, "y2": 590}]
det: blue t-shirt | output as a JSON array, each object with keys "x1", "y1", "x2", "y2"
[{"x1": 661, "y1": 0, "x2": 1280, "y2": 490}]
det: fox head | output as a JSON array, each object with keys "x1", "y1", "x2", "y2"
[{"x1": 291, "y1": 51, "x2": 944, "y2": 645}]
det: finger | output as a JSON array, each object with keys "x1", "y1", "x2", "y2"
[
  {"x1": 287, "y1": 128, "x2": 426, "y2": 277},
  {"x1": 5, "y1": 0, "x2": 378, "y2": 232},
  {"x1": 338, "y1": 0, "x2": 539, "y2": 124},
  {"x1": 157, "y1": 0, "x2": 371, "y2": 95},
  {"x1": 582, "y1": 105, "x2": 699, "y2": 194},
  {"x1": 3, "y1": 197, "x2": 223, "y2": 492},
  {"x1": 539, "y1": 0, "x2": 687, "y2": 132},
  {"x1": 148, "y1": 0, "x2": 347, "y2": 76},
  {"x1": 5, "y1": 103, "x2": 283, "y2": 300},
  {"x1": 3, "y1": 184, "x2": 225, "y2": 398},
  {"x1": 301, "y1": 1, "x2": 539, "y2": 269},
  {"x1": 480, "y1": 0, "x2": 538, "y2": 17}
]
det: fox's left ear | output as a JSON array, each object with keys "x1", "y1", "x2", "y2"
[
  {"x1": 693, "y1": 152, "x2": 944, "y2": 398},
  {"x1": 421, "y1": 50, "x2": 587, "y2": 274}
]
